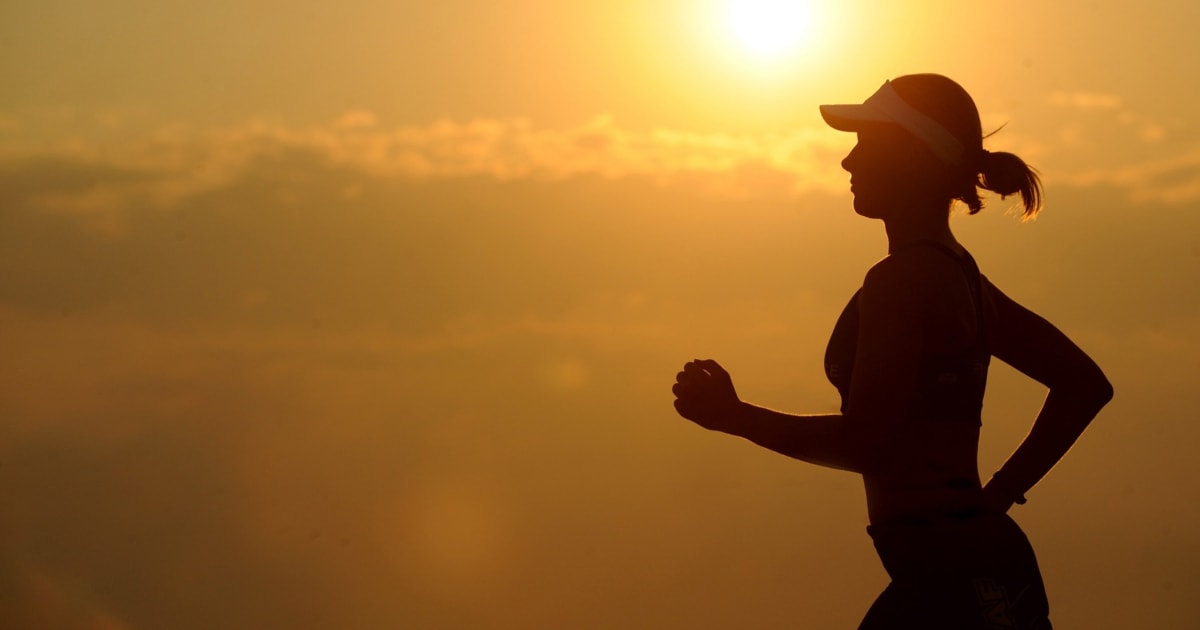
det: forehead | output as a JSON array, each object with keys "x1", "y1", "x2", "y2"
[
  {"x1": 853, "y1": 123, "x2": 923, "y2": 151},
  {"x1": 853, "y1": 122, "x2": 907, "y2": 141}
]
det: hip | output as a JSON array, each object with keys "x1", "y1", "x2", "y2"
[
  {"x1": 862, "y1": 512, "x2": 1052, "y2": 629},
  {"x1": 868, "y1": 510, "x2": 1038, "y2": 577}
]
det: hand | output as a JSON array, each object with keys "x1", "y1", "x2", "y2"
[{"x1": 672, "y1": 359, "x2": 742, "y2": 433}]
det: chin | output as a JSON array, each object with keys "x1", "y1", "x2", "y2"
[{"x1": 852, "y1": 196, "x2": 886, "y2": 219}]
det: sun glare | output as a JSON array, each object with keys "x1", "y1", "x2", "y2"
[{"x1": 727, "y1": 0, "x2": 811, "y2": 57}]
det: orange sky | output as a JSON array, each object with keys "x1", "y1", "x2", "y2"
[{"x1": 2, "y1": 1, "x2": 1199, "y2": 628}]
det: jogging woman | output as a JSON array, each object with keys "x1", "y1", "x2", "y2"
[{"x1": 671, "y1": 74, "x2": 1113, "y2": 629}]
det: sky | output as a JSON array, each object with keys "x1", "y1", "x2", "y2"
[{"x1": 1, "y1": 1, "x2": 1199, "y2": 628}]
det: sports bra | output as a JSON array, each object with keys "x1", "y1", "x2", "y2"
[{"x1": 823, "y1": 243, "x2": 990, "y2": 424}]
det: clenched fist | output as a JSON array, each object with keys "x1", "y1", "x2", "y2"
[{"x1": 672, "y1": 359, "x2": 742, "y2": 433}]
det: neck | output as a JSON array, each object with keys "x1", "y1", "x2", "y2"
[{"x1": 883, "y1": 203, "x2": 957, "y2": 255}]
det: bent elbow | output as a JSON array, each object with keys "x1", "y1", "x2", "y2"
[
  {"x1": 1095, "y1": 375, "x2": 1114, "y2": 407},
  {"x1": 1056, "y1": 369, "x2": 1113, "y2": 413},
  {"x1": 1086, "y1": 363, "x2": 1114, "y2": 408}
]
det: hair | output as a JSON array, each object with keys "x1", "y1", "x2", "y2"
[
  {"x1": 891, "y1": 74, "x2": 1043, "y2": 219},
  {"x1": 973, "y1": 148, "x2": 1042, "y2": 219}
]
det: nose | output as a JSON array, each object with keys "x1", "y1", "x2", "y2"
[{"x1": 841, "y1": 144, "x2": 859, "y2": 173}]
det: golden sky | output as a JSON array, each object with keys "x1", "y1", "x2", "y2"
[{"x1": 2, "y1": 1, "x2": 1199, "y2": 628}]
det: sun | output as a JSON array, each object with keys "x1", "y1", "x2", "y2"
[{"x1": 727, "y1": 0, "x2": 812, "y2": 57}]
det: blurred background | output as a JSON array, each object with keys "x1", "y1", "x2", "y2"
[{"x1": 2, "y1": 1, "x2": 1197, "y2": 627}]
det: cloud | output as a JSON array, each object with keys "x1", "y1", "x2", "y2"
[
  {"x1": 3, "y1": 87, "x2": 1198, "y2": 218},
  {"x1": 325, "y1": 113, "x2": 850, "y2": 188},
  {"x1": 332, "y1": 109, "x2": 378, "y2": 130},
  {"x1": 1061, "y1": 147, "x2": 1200, "y2": 204},
  {"x1": 0, "y1": 110, "x2": 854, "y2": 213},
  {"x1": 994, "y1": 91, "x2": 1200, "y2": 200},
  {"x1": 0, "y1": 113, "x2": 854, "y2": 216},
  {"x1": 1049, "y1": 90, "x2": 1123, "y2": 110}
]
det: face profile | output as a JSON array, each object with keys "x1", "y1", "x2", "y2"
[{"x1": 840, "y1": 123, "x2": 948, "y2": 220}]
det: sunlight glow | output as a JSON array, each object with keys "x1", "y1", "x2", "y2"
[{"x1": 727, "y1": 0, "x2": 811, "y2": 57}]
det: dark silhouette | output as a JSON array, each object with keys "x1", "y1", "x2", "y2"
[{"x1": 671, "y1": 74, "x2": 1112, "y2": 629}]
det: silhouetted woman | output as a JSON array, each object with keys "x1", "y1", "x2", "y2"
[{"x1": 671, "y1": 74, "x2": 1112, "y2": 629}]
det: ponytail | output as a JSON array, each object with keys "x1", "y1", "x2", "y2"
[{"x1": 960, "y1": 150, "x2": 1043, "y2": 219}]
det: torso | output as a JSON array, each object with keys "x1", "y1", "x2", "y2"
[{"x1": 824, "y1": 242, "x2": 993, "y2": 524}]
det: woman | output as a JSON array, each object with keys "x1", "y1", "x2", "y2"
[{"x1": 671, "y1": 74, "x2": 1113, "y2": 629}]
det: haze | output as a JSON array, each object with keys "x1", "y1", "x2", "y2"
[{"x1": 2, "y1": 1, "x2": 1198, "y2": 628}]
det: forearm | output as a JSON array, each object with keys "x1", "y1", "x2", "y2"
[
  {"x1": 987, "y1": 383, "x2": 1113, "y2": 502},
  {"x1": 722, "y1": 402, "x2": 871, "y2": 473}
]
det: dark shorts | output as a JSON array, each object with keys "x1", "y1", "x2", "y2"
[{"x1": 859, "y1": 511, "x2": 1052, "y2": 630}]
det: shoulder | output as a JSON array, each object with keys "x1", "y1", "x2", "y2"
[
  {"x1": 861, "y1": 247, "x2": 958, "y2": 307},
  {"x1": 856, "y1": 254, "x2": 933, "y2": 334}
]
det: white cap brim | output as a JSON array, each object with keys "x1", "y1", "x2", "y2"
[
  {"x1": 820, "y1": 81, "x2": 965, "y2": 166},
  {"x1": 818, "y1": 103, "x2": 892, "y2": 131}
]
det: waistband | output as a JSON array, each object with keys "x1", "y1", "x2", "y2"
[{"x1": 866, "y1": 506, "x2": 989, "y2": 539}]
